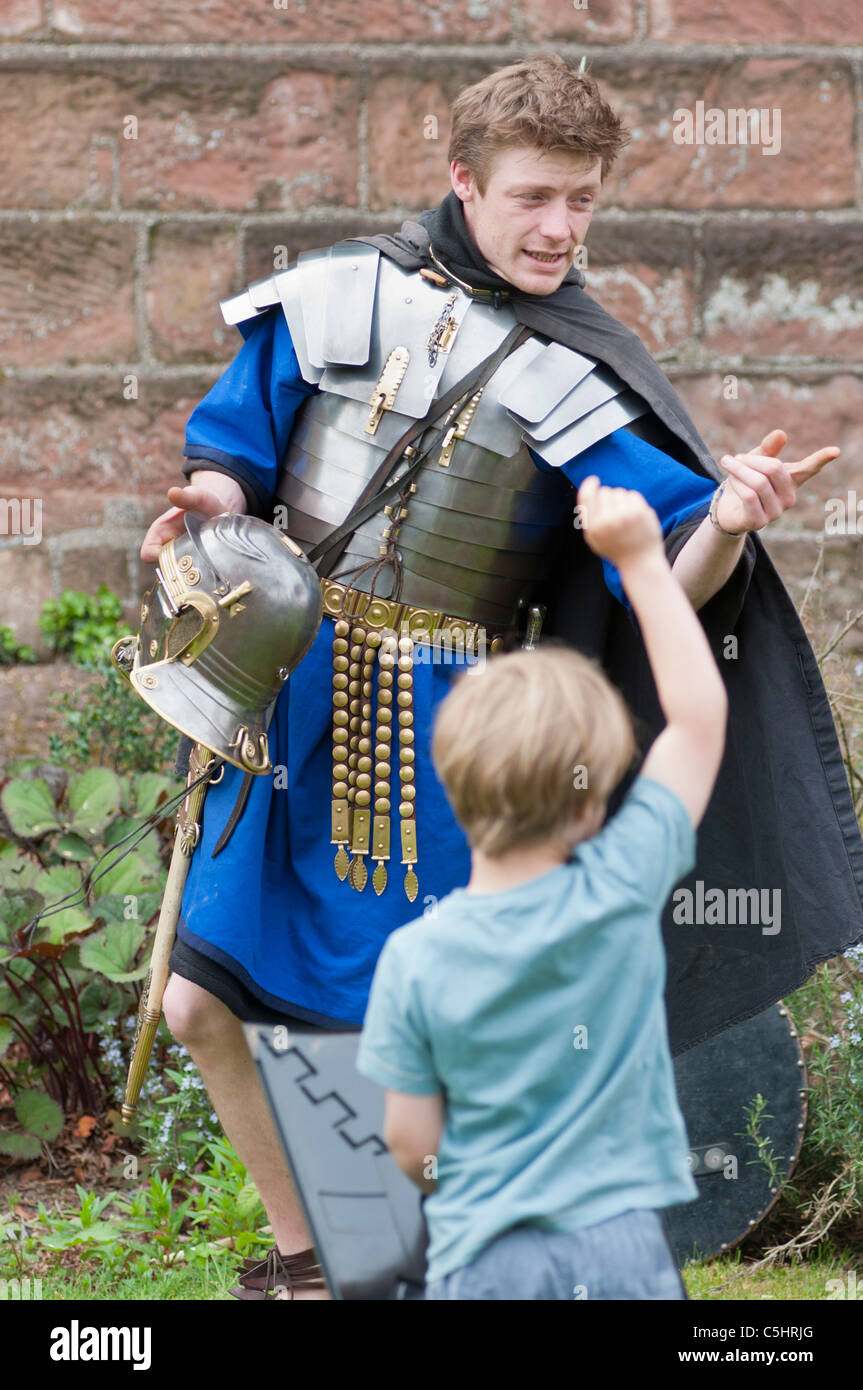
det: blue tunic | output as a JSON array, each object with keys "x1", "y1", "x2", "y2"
[{"x1": 177, "y1": 308, "x2": 716, "y2": 1025}]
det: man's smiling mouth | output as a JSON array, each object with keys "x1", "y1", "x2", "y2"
[{"x1": 524, "y1": 250, "x2": 568, "y2": 263}]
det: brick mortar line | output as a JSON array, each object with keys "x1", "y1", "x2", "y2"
[
  {"x1": 4, "y1": 361, "x2": 863, "y2": 381},
  {"x1": 0, "y1": 41, "x2": 862, "y2": 62},
  {"x1": 852, "y1": 59, "x2": 863, "y2": 207},
  {"x1": 133, "y1": 221, "x2": 152, "y2": 368},
  {"x1": 236, "y1": 215, "x2": 247, "y2": 287},
  {"x1": 634, "y1": 0, "x2": 649, "y2": 43},
  {"x1": 0, "y1": 208, "x2": 861, "y2": 225},
  {"x1": 692, "y1": 219, "x2": 705, "y2": 344},
  {"x1": 767, "y1": 529, "x2": 863, "y2": 542},
  {"x1": 508, "y1": 0, "x2": 524, "y2": 44},
  {"x1": 2, "y1": 520, "x2": 847, "y2": 546},
  {"x1": 357, "y1": 71, "x2": 370, "y2": 215}
]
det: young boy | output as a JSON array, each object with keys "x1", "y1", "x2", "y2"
[{"x1": 355, "y1": 475, "x2": 728, "y2": 1301}]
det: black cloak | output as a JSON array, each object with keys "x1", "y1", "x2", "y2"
[{"x1": 352, "y1": 196, "x2": 863, "y2": 1056}]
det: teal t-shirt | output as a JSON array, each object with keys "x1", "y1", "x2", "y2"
[{"x1": 356, "y1": 775, "x2": 700, "y2": 1284}]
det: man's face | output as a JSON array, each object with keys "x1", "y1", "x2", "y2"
[{"x1": 451, "y1": 146, "x2": 602, "y2": 295}]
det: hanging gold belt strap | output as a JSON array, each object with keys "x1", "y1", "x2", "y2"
[
  {"x1": 324, "y1": 578, "x2": 512, "y2": 904},
  {"x1": 330, "y1": 614, "x2": 417, "y2": 900}
]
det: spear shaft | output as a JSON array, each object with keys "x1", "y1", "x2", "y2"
[{"x1": 121, "y1": 743, "x2": 219, "y2": 1125}]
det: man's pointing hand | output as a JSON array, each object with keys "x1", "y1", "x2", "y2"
[{"x1": 714, "y1": 429, "x2": 840, "y2": 535}]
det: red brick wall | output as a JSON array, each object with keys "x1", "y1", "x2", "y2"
[{"x1": 1, "y1": 1, "x2": 861, "y2": 652}]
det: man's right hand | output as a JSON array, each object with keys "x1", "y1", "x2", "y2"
[{"x1": 140, "y1": 475, "x2": 247, "y2": 563}]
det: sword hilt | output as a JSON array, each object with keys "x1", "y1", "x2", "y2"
[{"x1": 522, "y1": 604, "x2": 546, "y2": 652}]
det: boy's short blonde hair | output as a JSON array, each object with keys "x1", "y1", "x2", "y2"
[{"x1": 431, "y1": 640, "x2": 636, "y2": 857}]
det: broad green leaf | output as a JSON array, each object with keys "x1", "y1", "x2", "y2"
[
  {"x1": 0, "y1": 1131, "x2": 41, "y2": 1159},
  {"x1": 67, "y1": 768, "x2": 123, "y2": 838},
  {"x1": 55, "y1": 832, "x2": 94, "y2": 862},
  {"x1": 133, "y1": 773, "x2": 180, "y2": 819},
  {"x1": 34, "y1": 864, "x2": 82, "y2": 900},
  {"x1": 117, "y1": 775, "x2": 132, "y2": 815},
  {"x1": 27, "y1": 866, "x2": 91, "y2": 944},
  {"x1": 0, "y1": 957, "x2": 35, "y2": 988},
  {"x1": 15, "y1": 1089, "x2": 63, "y2": 1141},
  {"x1": 0, "y1": 779, "x2": 62, "y2": 839},
  {"x1": 77, "y1": 979, "x2": 124, "y2": 1030},
  {"x1": 42, "y1": 1221, "x2": 118, "y2": 1248},
  {"x1": 38, "y1": 905, "x2": 94, "y2": 946},
  {"x1": 104, "y1": 817, "x2": 161, "y2": 867},
  {"x1": 0, "y1": 1021, "x2": 12, "y2": 1058},
  {"x1": 0, "y1": 856, "x2": 40, "y2": 891},
  {"x1": 0, "y1": 984, "x2": 15, "y2": 1012},
  {"x1": 237, "y1": 1181, "x2": 264, "y2": 1221},
  {"x1": 79, "y1": 921, "x2": 147, "y2": 982},
  {"x1": 0, "y1": 838, "x2": 19, "y2": 859},
  {"x1": 91, "y1": 850, "x2": 161, "y2": 900},
  {"x1": 91, "y1": 892, "x2": 162, "y2": 926},
  {"x1": 0, "y1": 888, "x2": 45, "y2": 940}
]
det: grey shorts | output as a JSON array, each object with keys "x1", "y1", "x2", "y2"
[{"x1": 424, "y1": 1208, "x2": 687, "y2": 1301}]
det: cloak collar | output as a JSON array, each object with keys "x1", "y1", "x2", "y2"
[{"x1": 350, "y1": 194, "x2": 723, "y2": 490}]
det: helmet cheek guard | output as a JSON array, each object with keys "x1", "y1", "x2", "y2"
[{"x1": 112, "y1": 514, "x2": 323, "y2": 774}]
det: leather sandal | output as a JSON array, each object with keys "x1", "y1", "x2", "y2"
[{"x1": 229, "y1": 1246, "x2": 327, "y2": 1300}]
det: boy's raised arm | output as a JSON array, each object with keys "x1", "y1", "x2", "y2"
[{"x1": 578, "y1": 476, "x2": 728, "y2": 829}]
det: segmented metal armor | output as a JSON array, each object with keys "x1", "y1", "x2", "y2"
[{"x1": 218, "y1": 243, "x2": 647, "y2": 899}]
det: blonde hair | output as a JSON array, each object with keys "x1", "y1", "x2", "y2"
[
  {"x1": 448, "y1": 54, "x2": 631, "y2": 195},
  {"x1": 431, "y1": 640, "x2": 637, "y2": 857}
]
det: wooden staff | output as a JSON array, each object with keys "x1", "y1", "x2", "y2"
[{"x1": 121, "y1": 743, "x2": 220, "y2": 1125}]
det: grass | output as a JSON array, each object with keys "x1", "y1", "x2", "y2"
[
  {"x1": 5, "y1": 1245, "x2": 860, "y2": 1301},
  {"x1": 684, "y1": 1248, "x2": 860, "y2": 1301},
  {"x1": 23, "y1": 1260, "x2": 240, "y2": 1301}
]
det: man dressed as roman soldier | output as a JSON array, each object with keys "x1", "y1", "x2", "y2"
[{"x1": 138, "y1": 55, "x2": 863, "y2": 1299}]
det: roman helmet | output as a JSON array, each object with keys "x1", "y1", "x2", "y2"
[{"x1": 112, "y1": 514, "x2": 323, "y2": 774}]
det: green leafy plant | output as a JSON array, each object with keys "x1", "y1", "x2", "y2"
[
  {"x1": 0, "y1": 759, "x2": 179, "y2": 1125},
  {"x1": 39, "y1": 587, "x2": 124, "y2": 668},
  {"x1": 134, "y1": 1058, "x2": 222, "y2": 1174},
  {"x1": 0, "y1": 1088, "x2": 63, "y2": 1160},
  {"x1": 3, "y1": 1134, "x2": 271, "y2": 1286},
  {"x1": 186, "y1": 1136, "x2": 268, "y2": 1255},
  {"x1": 33, "y1": 585, "x2": 177, "y2": 775},
  {"x1": 782, "y1": 950, "x2": 863, "y2": 1235},
  {"x1": 739, "y1": 1093, "x2": 785, "y2": 1192},
  {"x1": 0, "y1": 625, "x2": 36, "y2": 666},
  {"x1": 38, "y1": 1184, "x2": 129, "y2": 1253},
  {"x1": 48, "y1": 666, "x2": 177, "y2": 776}
]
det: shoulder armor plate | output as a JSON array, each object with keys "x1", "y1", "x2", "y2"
[
  {"x1": 219, "y1": 243, "x2": 381, "y2": 387},
  {"x1": 220, "y1": 275, "x2": 281, "y2": 328},
  {"x1": 497, "y1": 339, "x2": 647, "y2": 467},
  {"x1": 221, "y1": 250, "x2": 648, "y2": 462}
]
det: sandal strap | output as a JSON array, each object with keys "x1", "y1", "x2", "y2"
[{"x1": 230, "y1": 1246, "x2": 326, "y2": 1299}]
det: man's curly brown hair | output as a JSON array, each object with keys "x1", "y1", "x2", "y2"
[{"x1": 448, "y1": 54, "x2": 630, "y2": 193}]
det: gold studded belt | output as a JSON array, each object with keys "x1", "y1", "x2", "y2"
[{"x1": 321, "y1": 576, "x2": 509, "y2": 903}]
